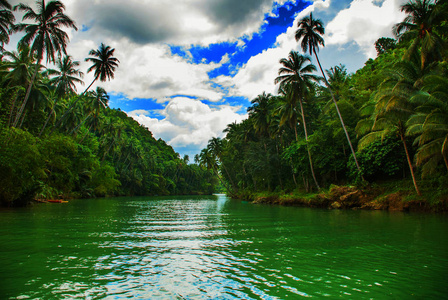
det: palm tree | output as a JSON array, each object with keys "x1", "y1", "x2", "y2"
[
  {"x1": 393, "y1": 0, "x2": 447, "y2": 69},
  {"x1": 247, "y1": 92, "x2": 273, "y2": 137},
  {"x1": 39, "y1": 55, "x2": 84, "y2": 136},
  {"x1": 70, "y1": 87, "x2": 109, "y2": 135},
  {"x1": 296, "y1": 12, "x2": 362, "y2": 176},
  {"x1": 356, "y1": 58, "x2": 424, "y2": 195},
  {"x1": 2, "y1": 45, "x2": 36, "y2": 126},
  {"x1": 12, "y1": 0, "x2": 77, "y2": 128},
  {"x1": 0, "y1": 0, "x2": 14, "y2": 50},
  {"x1": 407, "y1": 74, "x2": 448, "y2": 175},
  {"x1": 53, "y1": 43, "x2": 119, "y2": 132},
  {"x1": 275, "y1": 51, "x2": 320, "y2": 190}
]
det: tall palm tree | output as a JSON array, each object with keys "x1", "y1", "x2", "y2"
[
  {"x1": 296, "y1": 12, "x2": 362, "y2": 176},
  {"x1": 39, "y1": 55, "x2": 84, "y2": 136},
  {"x1": 12, "y1": 0, "x2": 77, "y2": 128},
  {"x1": 393, "y1": 0, "x2": 447, "y2": 69},
  {"x1": 53, "y1": 43, "x2": 119, "y2": 132},
  {"x1": 0, "y1": 0, "x2": 14, "y2": 50},
  {"x1": 275, "y1": 51, "x2": 320, "y2": 190}
]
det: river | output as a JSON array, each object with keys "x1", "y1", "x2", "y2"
[{"x1": 0, "y1": 195, "x2": 447, "y2": 299}]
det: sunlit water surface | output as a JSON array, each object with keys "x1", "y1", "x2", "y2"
[{"x1": 1, "y1": 195, "x2": 447, "y2": 299}]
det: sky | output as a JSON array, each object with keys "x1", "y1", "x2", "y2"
[{"x1": 8, "y1": 0, "x2": 407, "y2": 159}]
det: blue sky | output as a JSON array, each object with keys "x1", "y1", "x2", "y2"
[{"x1": 9, "y1": 0, "x2": 407, "y2": 158}]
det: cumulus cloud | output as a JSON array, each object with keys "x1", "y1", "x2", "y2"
[
  {"x1": 66, "y1": 41, "x2": 226, "y2": 102},
  {"x1": 64, "y1": 0, "x2": 290, "y2": 46},
  {"x1": 128, "y1": 97, "x2": 247, "y2": 156},
  {"x1": 325, "y1": 0, "x2": 406, "y2": 57}
]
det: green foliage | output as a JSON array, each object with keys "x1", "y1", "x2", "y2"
[
  {"x1": 375, "y1": 37, "x2": 397, "y2": 55},
  {"x1": 349, "y1": 135, "x2": 406, "y2": 181},
  {"x1": 0, "y1": 128, "x2": 44, "y2": 206}
]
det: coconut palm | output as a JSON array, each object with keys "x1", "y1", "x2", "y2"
[
  {"x1": 0, "y1": 0, "x2": 14, "y2": 50},
  {"x1": 356, "y1": 58, "x2": 425, "y2": 195},
  {"x1": 407, "y1": 75, "x2": 448, "y2": 175},
  {"x1": 393, "y1": 0, "x2": 447, "y2": 69},
  {"x1": 39, "y1": 55, "x2": 83, "y2": 136},
  {"x1": 11, "y1": 0, "x2": 77, "y2": 128},
  {"x1": 275, "y1": 51, "x2": 320, "y2": 189},
  {"x1": 2, "y1": 45, "x2": 43, "y2": 127},
  {"x1": 296, "y1": 12, "x2": 362, "y2": 176},
  {"x1": 247, "y1": 92, "x2": 274, "y2": 137},
  {"x1": 53, "y1": 43, "x2": 119, "y2": 133},
  {"x1": 70, "y1": 87, "x2": 109, "y2": 135}
]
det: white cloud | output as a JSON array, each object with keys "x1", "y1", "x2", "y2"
[
  {"x1": 216, "y1": 0, "x2": 407, "y2": 102},
  {"x1": 325, "y1": 0, "x2": 406, "y2": 58},
  {"x1": 129, "y1": 97, "x2": 247, "y2": 154}
]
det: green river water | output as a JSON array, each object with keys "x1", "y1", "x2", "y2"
[{"x1": 0, "y1": 195, "x2": 447, "y2": 299}]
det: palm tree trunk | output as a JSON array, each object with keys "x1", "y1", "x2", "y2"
[
  {"x1": 39, "y1": 98, "x2": 60, "y2": 137},
  {"x1": 70, "y1": 113, "x2": 91, "y2": 135},
  {"x1": 102, "y1": 138, "x2": 115, "y2": 161},
  {"x1": 79, "y1": 123, "x2": 93, "y2": 144},
  {"x1": 313, "y1": 47, "x2": 363, "y2": 178},
  {"x1": 51, "y1": 77, "x2": 97, "y2": 134},
  {"x1": 442, "y1": 136, "x2": 448, "y2": 172},
  {"x1": 8, "y1": 91, "x2": 20, "y2": 128},
  {"x1": 13, "y1": 59, "x2": 41, "y2": 128},
  {"x1": 400, "y1": 131, "x2": 421, "y2": 196},
  {"x1": 299, "y1": 98, "x2": 320, "y2": 190}
]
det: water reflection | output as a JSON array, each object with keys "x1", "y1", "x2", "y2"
[{"x1": 0, "y1": 195, "x2": 447, "y2": 299}]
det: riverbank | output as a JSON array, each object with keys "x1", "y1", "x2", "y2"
[{"x1": 245, "y1": 183, "x2": 448, "y2": 213}]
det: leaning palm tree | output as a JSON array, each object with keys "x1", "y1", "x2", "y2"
[
  {"x1": 275, "y1": 51, "x2": 320, "y2": 190},
  {"x1": 0, "y1": 0, "x2": 14, "y2": 50},
  {"x1": 11, "y1": 0, "x2": 77, "y2": 128},
  {"x1": 296, "y1": 12, "x2": 362, "y2": 176},
  {"x1": 39, "y1": 55, "x2": 84, "y2": 136},
  {"x1": 53, "y1": 43, "x2": 119, "y2": 133}
]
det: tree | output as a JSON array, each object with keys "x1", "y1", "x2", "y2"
[
  {"x1": 275, "y1": 51, "x2": 320, "y2": 190},
  {"x1": 393, "y1": 0, "x2": 447, "y2": 68},
  {"x1": 295, "y1": 12, "x2": 363, "y2": 177},
  {"x1": 12, "y1": 0, "x2": 77, "y2": 128},
  {"x1": 407, "y1": 75, "x2": 448, "y2": 175},
  {"x1": 53, "y1": 43, "x2": 119, "y2": 132},
  {"x1": 0, "y1": 0, "x2": 14, "y2": 50},
  {"x1": 39, "y1": 55, "x2": 84, "y2": 136},
  {"x1": 247, "y1": 92, "x2": 273, "y2": 137},
  {"x1": 356, "y1": 58, "x2": 425, "y2": 195},
  {"x1": 375, "y1": 37, "x2": 397, "y2": 55}
]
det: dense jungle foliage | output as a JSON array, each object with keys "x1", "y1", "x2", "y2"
[
  {"x1": 200, "y1": 0, "x2": 448, "y2": 202},
  {"x1": 0, "y1": 0, "x2": 217, "y2": 206}
]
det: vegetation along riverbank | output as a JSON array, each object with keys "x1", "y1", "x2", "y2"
[
  {"x1": 199, "y1": 0, "x2": 448, "y2": 211},
  {"x1": 0, "y1": 0, "x2": 218, "y2": 207},
  {"x1": 1, "y1": 0, "x2": 447, "y2": 209}
]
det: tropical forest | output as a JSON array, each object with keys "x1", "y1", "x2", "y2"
[
  {"x1": 0, "y1": 0, "x2": 217, "y2": 207},
  {"x1": 0, "y1": 0, "x2": 447, "y2": 211},
  {"x1": 199, "y1": 0, "x2": 448, "y2": 211},
  {"x1": 1, "y1": 1, "x2": 448, "y2": 299}
]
